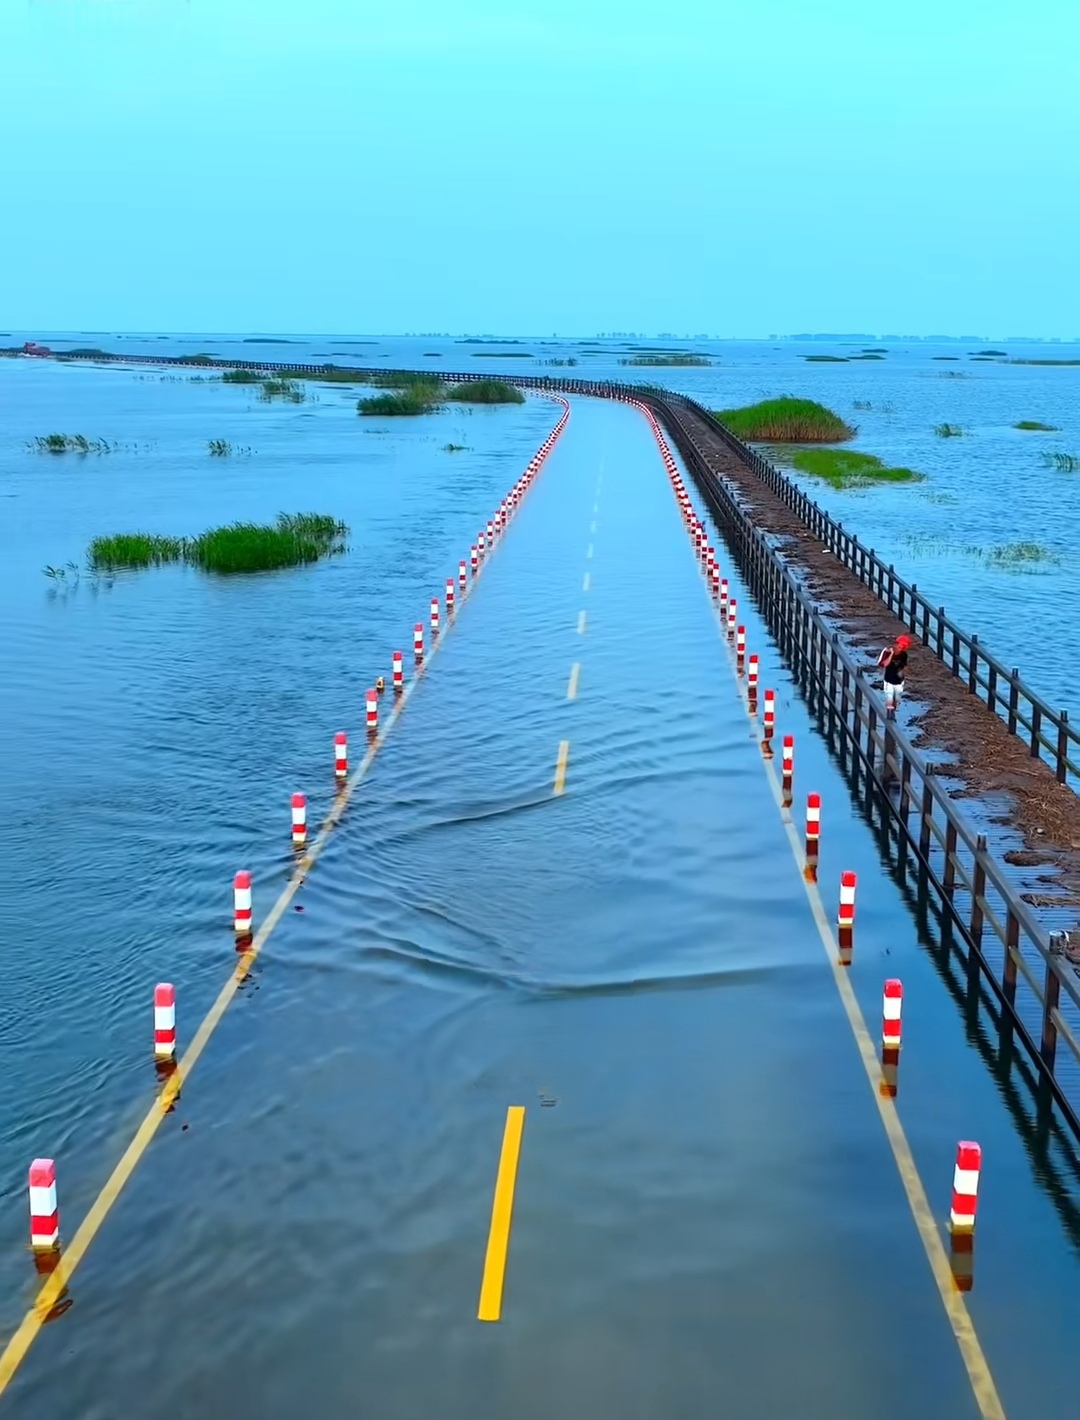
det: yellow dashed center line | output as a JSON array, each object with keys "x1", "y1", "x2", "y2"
[
  {"x1": 477, "y1": 1106, "x2": 527, "y2": 1323},
  {"x1": 553, "y1": 740, "x2": 570, "y2": 795},
  {"x1": 567, "y1": 663, "x2": 580, "y2": 700}
]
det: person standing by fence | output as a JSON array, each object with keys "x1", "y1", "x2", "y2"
[{"x1": 877, "y1": 634, "x2": 912, "y2": 717}]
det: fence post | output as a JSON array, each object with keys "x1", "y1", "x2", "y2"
[
  {"x1": 987, "y1": 663, "x2": 998, "y2": 714},
  {"x1": 1041, "y1": 960, "x2": 1062, "y2": 1072},
  {"x1": 1057, "y1": 710, "x2": 1069, "y2": 783},
  {"x1": 919, "y1": 779, "x2": 934, "y2": 857},
  {"x1": 937, "y1": 606, "x2": 946, "y2": 655},
  {"x1": 1008, "y1": 671, "x2": 1020, "y2": 733},
  {"x1": 1031, "y1": 703, "x2": 1042, "y2": 759},
  {"x1": 968, "y1": 634, "x2": 978, "y2": 694},
  {"x1": 1003, "y1": 908, "x2": 1019, "y2": 1007},
  {"x1": 970, "y1": 835, "x2": 987, "y2": 949},
  {"x1": 943, "y1": 820, "x2": 958, "y2": 897}
]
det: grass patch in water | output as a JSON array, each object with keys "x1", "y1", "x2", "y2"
[
  {"x1": 619, "y1": 354, "x2": 711, "y2": 366},
  {"x1": 222, "y1": 368, "x2": 261, "y2": 384},
  {"x1": 88, "y1": 533, "x2": 187, "y2": 569},
  {"x1": 983, "y1": 541, "x2": 1059, "y2": 570},
  {"x1": 851, "y1": 353, "x2": 885, "y2": 360},
  {"x1": 791, "y1": 449, "x2": 923, "y2": 489},
  {"x1": 443, "y1": 442, "x2": 468, "y2": 452},
  {"x1": 803, "y1": 354, "x2": 849, "y2": 362},
  {"x1": 971, "y1": 349, "x2": 1008, "y2": 357},
  {"x1": 1011, "y1": 359, "x2": 1080, "y2": 367},
  {"x1": 259, "y1": 377, "x2": 305, "y2": 403},
  {"x1": 1015, "y1": 420, "x2": 1059, "y2": 431},
  {"x1": 446, "y1": 379, "x2": 524, "y2": 404},
  {"x1": 190, "y1": 513, "x2": 346, "y2": 573},
  {"x1": 716, "y1": 398, "x2": 854, "y2": 443},
  {"x1": 934, "y1": 423, "x2": 965, "y2": 437},
  {"x1": 357, "y1": 388, "x2": 441, "y2": 416},
  {"x1": 208, "y1": 439, "x2": 232, "y2": 456},
  {"x1": 32, "y1": 433, "x2": 110, "y2": 454},
  {"x1": 1044, "y1": 452, "x2": 1080, "y2": 471},
  {"x1": 470, "y1": 351, "x2": 535, "y2": 358}
]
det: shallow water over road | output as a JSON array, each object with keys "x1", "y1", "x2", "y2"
[{"x1": 2, "y1": 384, "x2": 1080, "y2": 1417}]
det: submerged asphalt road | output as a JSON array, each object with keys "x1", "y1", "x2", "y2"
[{"x1": 2, "y1": 398, "x2": 1080, "y2": 1419}]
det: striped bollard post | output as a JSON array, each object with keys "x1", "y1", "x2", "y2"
[
  {"x1": 736, "y1": 625, "x2": 746, "y2": 669},
  {"x1": 950, "y1": 1142, "x2": 982, "y2": 1236},
  {"x1": 233, "y1": 870, "x2": 253, "y2": 939},
  {"x1": 445, "y1": 578, "x2": 455, "y2": 614},
  {"x1": 28, "y1": 1160, "x2": 59, "y2": 1253},
  {"x1": 727, "y1": 598, "x2": 737, "y2": 638},
  {"x1": 470, "y1": 545, "x2": 479, "y2": 576},
  {"x1": 154, "y1": 983, "x2": 176, "y2": 1061},
  {"x1": 413, "y1": 623, "x2": 424, "y2": 661},
  {"x1": 478, "y1": 531, "x2": 487, "y2": 558},
  {"x1": 837, "y1": 870, "x2": 856, "y2": 966},
  {"x1": 459, "y1": 559, "x2": 468, "y2": 592},
  {"x1": 335, "y1": 731, "x2": 348, "y2": 779},
  {"x1": 711, "y1": 563, "x2": 720, "y2": 595},
  {"x1": 762, "y1": 689, "x2": 775, "y2": 750},
  {"x1": 719, "y1": 578, "x2": 729, "y2": 612},
  {"x1": 781, "y1": 734, "x2": 794, "y2": 804},
  {"x1": 747, "y1": 653, "x2": 759, "y2": 707},
  {"x1": 430, "y1": 597, "x2": 440, "y2": 637},
  {"x1": 291, "y1": 792, "x2": 307, "y2": 847},
  {"x1": 392, "y1": 651, "x2": 404, "y2": 692},
  {"x1": 366, "y1": 688, "x2": 378, "y2": 735},
  {"x1": 805, "y1": 792, "x2": 821, "y2": 879},
  {"x1": 487, "y1": 519, "x2": 495, "y2": 544},
  {"x1": 881, "y1": 978, "x2": 903, "y2": 1098}
]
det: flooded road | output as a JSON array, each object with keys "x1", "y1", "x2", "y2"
[{"x1": 2, "y1": 390, "x2": 1080, "y2": 1417}]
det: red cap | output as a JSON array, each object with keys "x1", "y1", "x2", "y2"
[{"x1": 896, "y1": 634, "x2": 912, "y2": 649}]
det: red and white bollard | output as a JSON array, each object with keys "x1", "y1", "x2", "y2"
[
  {"x1": 366, "y1": 688, "x2": 378, "y2": 734},
  {"x1": 736, "y1": 625, "x2": 746, "y2": 665},
  {"x1": 805, "y1": 792, "x2": 821, "y2": 876},
  {"x1": 335, "y1": 731, "x2": 348, "y2": 779},
  {"x1": 470, "y1": 545, "x2": 479, "y2": 575},
  {"x1": 719, "y1": 578, "x2": 729, "y2": 610},
  {"x1": 747, "y1": 654, "x2": 759, "y2": 698},
  {"x1": 459, "y1": 559, "x2": 468, "y2": 592},
  {"x1": 445, "y1": 578, "x2": 455, "y2": 613},
  {"x1": 763, "y1": 688, "x2": 775, "y2": 739},
  {"x1": 430, "y1": 597, "x2": 440, "y2": 636},
  {"x1": 478, "y1": 531, "x2": 487, "y2": 557},
  {"x1": 883, "y1": 979, "x2": 903, "y2": 1049},
  {"x1": 950, "y1": 1142, "x2": 982, "y2": 1233},
  {"x1": 154, "y1": 983, "x2": 176, "y2": 1060},
  {"x1": 392, "y1": 651, "x2": 404, "y2": 691},
  {"x1": 291, "y1": 792, "x2": 307, "y2": 846},
  {"x1": 781, "y1": 734, "x2": 794, "y2": 797},
  {"x1": 28, "y1": 1160, "x2": 59, "y2": 1252},
  {"x1": 487, "y1": 519, "x2": 495, "y2": 543},
  {"x1": 233, "y1": 870, "x2": 253, "y2": 936},
  {"x1": 838, "y1": 870, "x2": 857, "y2": 964},
  {"x1": 413, "y1": 623, "x2": 424, "y2": 660},
  {"x1": 727, "y1": 599, "x2": 737, "y2": 637}
]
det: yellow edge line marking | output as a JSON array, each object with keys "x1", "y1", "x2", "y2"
[
  {"x1": 0, "y1": 411, "x2": 569, "y2": 1401},
  {"x1": 577, "y1": 610, "x2": 587, "y2": 635},
  {"x1": 553, "y1": 740, "x2": 570, "y2": 795},
  {"x1": 705, "y1": 578, "x2": 1006, "y2": 1418},
  {"x1": 582, "y1": 572, "x2": 590, "y2": 593},
  {"x1": 477, "y1": 1106, "x2": 526, "y2": 1322},
  {"x1": 567, "y1": 663, "x2": 580, "y2": 701}
]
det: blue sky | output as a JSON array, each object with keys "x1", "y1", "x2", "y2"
[{"x1": 2, "y1": 0, "x2": 1077, "y2": 336}]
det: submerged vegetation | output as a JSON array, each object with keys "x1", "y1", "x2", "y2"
[
  {"x1": 983, "y1": 541, "x2": 1059, "y2": 569},
  {"x1": 86, "y1": 513, "x2": 347, "y2": 574},
  {"x1": 790, "y1": 449, "x2": 923, "y2": 490},
  {"x1": 31, "y1": 433, "x2": 111, "y2": 454},
  {"x1": 358, "y1": 387, "x2": 441, "y2": 416},
  {"x1": 716, "y1": 398, "x2": 855, "y2": 443},
  {"x1": 222, "y1": 367, "x2": 261, "y2": 384},
  {"x1": 934, "y1": 423, "x2": 965, "y2": 437},
  {"x1": 446, "y1": 379, "x2": 524, "y2": 404},
  {"x1": 259, "y1": 377, "x2": 305, "y2": 403},
  {"x1": 208, "y1": 439, "x2": 232, "y2": 456},
  {"x1": 619, "y1": 353, "x2": 711, "y2": 366},
  {"x1": 1044, "y1": 452, "x2": 1080, "y2": 471},
  {"x1": 803, "y1": 354, "x2": 848, "y2": 362},
  {"x1": 1015, "y1": 420, "x2": 1059, "y2": 431}
]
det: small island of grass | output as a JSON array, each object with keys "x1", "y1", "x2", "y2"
[
  {"x1": 1015, "y1": 420, "x2": 1059, "y2": 431},
  {"x1": 790, "y1": 449, "x2": 923, "y2": 490},
  {"x1": 88, "y1": 512, "x2": 347, "y2": 574},
  {"x1": 358, "y1": 383, "x2": 442, "y2": 416},
  {"x1": 446, "y1": 379, "x2": 524, "y2": 404},
  {"x1": 715, "y1": 398, "x2": 855, "y2": 443},
  {"x1": 803, "y1": 354, "x2": 849, "y2": 362},
  {"x1": 619, "y1": 354, "x2": 712, "y2": 366}
]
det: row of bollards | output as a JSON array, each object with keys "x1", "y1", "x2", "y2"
[
  {"x1": 24, "y1": 395, "x2": 572, "y2": 1263},
  {"x1": 630, "y1": 395, "x2": 984, "y2": 1273}
]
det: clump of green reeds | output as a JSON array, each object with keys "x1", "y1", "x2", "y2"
[
  {"x1": 934, "y1": 423, "x2": 965, "y2": 437},
  {"x1": 189, "y1": 512, "x2": 347, "y2": 573},
  {"x1": 443, "y1": 442, "x2": 467, "y2": 452},
  {"x1": 545, "y1": 357, "x2": 578, "y2": 366},
  {"x1": 803, "y1": 354, "x2": 848, "y2": 362},
  {"x1": 852, "y1": 400, "x2": 873, "y2": 410},
  {"x1": 716, "y1": 398, "x2": 855, "y2": 443},
  {"x1": 357, "y1": 387, "x2": 441, "y2": 416},
  {"x1": 208, "y1": 439, "x2": 232, "y2": 456},
  {"x1": 32, "y1": 433, "x2": 110, "y2": 454},
  {"x1": 259, "y1": 377, "x2": 305, "y2": 403},
  {"x1": 222, "y1": 368, "x2": 261, "y2": 384},
  {"x1": 89, "y1": 533, "x2": 188, "y2": 569},
  {"x1": 1044, "y1": 452, "x2": 1080, "y2": 471},
  {"x1": 1015, "y1": 420, "x2": 1058, "y2": 431},
  {"x1": 620, "y1": 354, "x2": 711, "y2": 366},
  {"x1": 983, "y1": 542, "x2": 1059, "y2": 569},
  {"x1": 790, "y1": 449, "x2": 923, "y2": 489},
  {"x1": 446, "y1": 379, "x2": 524, "y2": 404}
]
